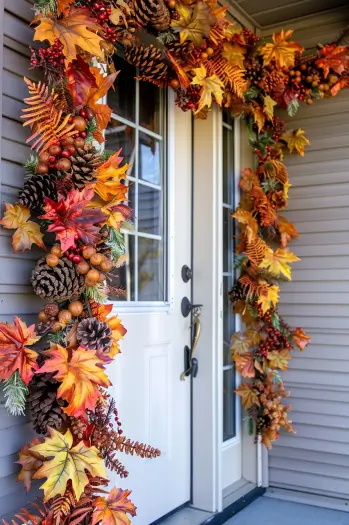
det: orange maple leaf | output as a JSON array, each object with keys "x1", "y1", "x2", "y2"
[
  {"x1": 91, "y1": 488, "x2": 137, "y2": 525},
  {"x1": 0, "y1": 203, "x2": 45, "y2": 252},
  {"x1": 236, "y1": 383, "x2": 260, "y2": 410},
  {"x1": 277, "y1": 215, "x2": 300, "y2": 247},
  {"x1": 239, "y1": 168, "x2": 260, "y2": 193},
  {"x1": 315, "y1": 44, "x2": 349, "y2": 78},
  {"x1": 17, "y1": 437, "x2": 45, "y2": 491},
  {"x1": 38, "y1": 345, "x2": 111, "y2": 417},
  {"x1": 252, "y1": 103, "x2": 265, "y2": 132},
  {"x1": 261, "y1": 30, "x2": 303, "y2": 69},
  {"x1": 0, "y1": 317, "x2": 39, "y2": 385},
  {"x1": 232, "y1": 209, "x2": 258, "y2": 243},
  {"x1": 79, "y1": 67, "x2": 118, "y2": 130},
  {"x1": 233, "y1": 352, "x2": 255, "y2": 378},
  {"x1": 34, "y1": 8, "x2": 105, "y2": 67},
  {"x1": 57, "y1": 0, "x2": 75, "y2": 15},
  {"x1": 95, "y1": 149, "x2": 130, "y2": 202},
  {"x1": 293, "y1": 328, "x2": 311, "y2": 351},
  {"x1": 331, "y1": 76, "x2": 349, "y2": 97}
]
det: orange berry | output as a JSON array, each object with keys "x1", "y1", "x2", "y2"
[
  {"x1": 68, "y1": 301, "x2": 84, "y2": 317},
  {"x1": 77, "y1": 260, "x2": 90, "y2": 275},
  {"x1": 100, "y1": 259, "x2": 113, "y2": 272},
  {"x1": 52, "y1": 322, "x2": 64, "y2": 333},
  {"x1": 82, "y1": 246, "x2": 96, "y2": 259},
  {"x1": 86, "y1": 269, "x2": 100, "y2": 283},
  {"x1": 169, "y1": 79, "x2": 179, "y2": 89},
  {"x1": 90, "y1": 253, "x2": 103, "y2": 266},
  {"x1": 58, "y1": 309, "x2": 72, "y2": 324},
  {"x1": 201, "y1": 52, "x2": 208, "y2": 60},
  {"x1": 38, "y1": 310, "x2": 49, "y2": 323},
  {"x1": 46, "y1": 254, "x2": 59, "y2": 267},
  {"x1": 73, "y1": 116, "x2": 87, "y2": 132},
  {"x1": 50, "y1": 245, "x2": 63, "y2": 257},
  {"x1": 207, "y1": 47, "x2": 214, "y2": 56}
]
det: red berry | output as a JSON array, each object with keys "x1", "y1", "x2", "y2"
[
  {"x1": 49, "y1": 155, "x2": 56, "y2": 163},
  {"x1": 68, "y1": 253, "x2": 75, "y2": 260},
  {"x1": 48, "y1": 163, "x2": 56, "y2": 169},
  {"x1": 73, "y1": 255, "x2": 81, "y2": 263},
  {"x1": 80, "y1": 109, "x2": 88, "y2": 119},
  {"x1": 61, "y1": 150, "x2": 71, "y2": 158},
  {"x1": 74, "y1": 234, "x2": 79, "y2": 241},
  {"x1": 80, "y1": 131, "x2": 87, "y2": 138},
  {"x1": 68, "y1": 117, "x2": 74, "y2": 124}
]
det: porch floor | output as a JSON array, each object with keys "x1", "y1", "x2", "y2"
[{"x1": 225, "y1": 496, "x2": 348, "y2": 525}]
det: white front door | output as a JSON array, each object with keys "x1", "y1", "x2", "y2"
[{"x1": 106, "y1": 60, "x2": 192, "y2": 525}]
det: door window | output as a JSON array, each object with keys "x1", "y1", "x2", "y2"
[
  {"x1": 222, "y1": 108, "x2": 236, "y2": 441},
  {"x1": 106, "y1": 56, "x2": 167, "y2": 302}
]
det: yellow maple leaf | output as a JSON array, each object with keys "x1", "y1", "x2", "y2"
[
  {"x1": 252, "y1": 104, "x2": 265, "y2": 132},
  {"x1": 171, "y1": 2, "x2": 215, "y2": 47},
  {"x1": 267, "y1": 349, "x2": 291, "y2": 371},
  {"x1": 232, "y1": 209, "x2": 258, "y2": 243},
  {"x1": 263, "y1": 95, "x2": 277, "y2": 120},
  {"x1": 260, "y1": 29, "x2": 304, "y2": 69},
  {"x1": 222, "y1": 43, "x2": 245, "y2": 69},
  {"x1": 191, "y1": 65, "x2": 224, "y2": 113},
  {"x1": 0, "y1": 203, "x2": 45, "y2": 252},
  {"x1": 31, "y1": 427, "x2": 106, "y2": 501},
  {"x1": 230, "y1": 332, "x2": 251, "y2": 355},
  {"x1": 34, "y1": 8, "x2": 105, "y2": 67},
  {"x1": 56, "y1": 0, "x2": 75, "y2": 15},
  {"x1": 257, "y1": 285, "x2": 280, "y2": 314},
  {"x1": 259, "y1": 247, "x2": 300, "y2": 280},
  {"x1": 235, "y1": 383, "x2": 260, "y2": 410},
  {"x1": 281, "y1": 128, "x2": 310, "y2": 156}
]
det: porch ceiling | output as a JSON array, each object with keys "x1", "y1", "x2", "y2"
[{"x1": 231, "y1": 0, "x2": 349, "y2": 29}]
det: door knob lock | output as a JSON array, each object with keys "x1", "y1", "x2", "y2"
[
  {"x1": 181, "y1": 297, "x2": 202, "y2": 318},
  {"x1": 181, "y1": 265, "x2": 192, "y2": 283}
]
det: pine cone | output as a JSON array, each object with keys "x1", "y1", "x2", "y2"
[
  {"x1": 129, "y1": 0, "x2": 170, "y2": 32},
  {"x1": 19, "y1": 174, "x2": 57, "y2": 210},
  {"x1": 124, "y1": 44, "x2": 168, "y2": 81},
  {"x1": 29, "y1": 372, "x2": 67, "y2": 434},
  {"x1": 97, "y1": 242, "x2": 112, "y2": 259},
  {"x1": 77, "y1": 317, "x2": 112, "y2": 352},
  {"x1": 67, "y1": 143, "x2": 103, "y2": 189},
  {"x1": 167, "y1": 40, "x2": 195, "y2": 59},
  {"x1": 32, "y1": 257, "x2": 85, "y2": 302}
]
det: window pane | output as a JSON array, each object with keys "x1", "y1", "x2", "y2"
[
  {"x1": 223, "y1": 208, "x2": 233, "y2": 274},
  {"x1": 109, "y1": 56, "x2": 136, "y2": 122},
  {"x1": 139, "y1": 81, "x2": 162, "y2": 134},
  {"x1": 138, "y1": 183, "x2": 162, "y2": 236},
  {"x1": 139, "y1": 133, "x2": 161, "y2": 185},
  {"x1": 110, "y1": 234, "x2": 135, "y2": 301},
  {"x1": 223, "y1": 368, "x2": 236, "y2": 441},
  {"x1": 223, "y1": 276, "x2": 234, "y2": 366},
  {"x1": 138, "y1": 237, "x2": 165, "y2": 301},
  {"x1": 105, "y1": 119, "x2": 136, "y2": 168}
]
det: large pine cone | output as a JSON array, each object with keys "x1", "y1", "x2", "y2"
[
  {"x1": 29, "y1": 372, "x2": 67, "y2": 434},
  {"x1": 167, "y1": 40, "x2": 195, "y2": 59},
  {"x1": 129, "y1": 0, "x2": 170, "y2": 32},
  {"x1": 124, "y1": 44, "x2": 168, "y2": 80},
  {"x1": 68, "y1": 143, "x2": 103, "y2": 189},
  {"x1": 31, "y1": 257, "x2": 85, "y2": 302},
  {"x1": 77, "y1": 317, "x2": 112, "y2": 352},
  {"x1": 19, "y1": 174, "x2": 57, "y2": 210}
]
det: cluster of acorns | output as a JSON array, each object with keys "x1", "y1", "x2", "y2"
[
  {"x1": 45, "y1": 244, "x2": 113, "y2": 288},
  {"x1": 34, "y1": 111, "x2": 93, "y2": 175},
  {"x1": 38, "y1": 299, "x2": 84, "y2": 333}
]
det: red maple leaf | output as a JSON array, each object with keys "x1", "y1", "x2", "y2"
[
  {"x1": 315, "y1": 44, "x2": 349, "y2": 78},
  {"x1": 39, "y1": 188, "x2": 107, "y2": 252},
  {"x1": 0, "y1": 317, "x2": 40, "y2": 385},
  {"x1": 66, "y1": 57, "x2": 98, "y2": 106}
]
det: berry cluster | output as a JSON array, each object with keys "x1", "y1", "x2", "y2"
[
  {"x1": 38, "y1": 299, "x2": 84, "y2": 334},
  {"x1": 175, "y1": 85, "x2": 201, "y2": 111},
  {"x1": 29, "y1": 39, "x2": 65, "y2": 80},
  {"x1": 242, "y1": 27, "x2": 261, "y2": 46}
]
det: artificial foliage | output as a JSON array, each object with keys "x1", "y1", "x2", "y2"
[{"x1": 0, "y1": 0, "x2": 349, "y2": 522}]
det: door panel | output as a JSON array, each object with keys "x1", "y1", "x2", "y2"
[{"x1": 110, "y1": 104, "x2": 192, "y2": 525}]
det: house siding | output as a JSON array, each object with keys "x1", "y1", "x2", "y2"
[
  {"x1": 269, "y1": 89, "x2": 349, "y2": 499},
  {"x1": 0, "y1": 0, "x2": 42, "y2": 517}
]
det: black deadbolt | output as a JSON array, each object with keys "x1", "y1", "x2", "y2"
[{"x1": 181, "y1": 265, "x2": 192, "y2": 283}]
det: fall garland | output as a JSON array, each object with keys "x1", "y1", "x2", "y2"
[{"x1": 0, "y1": 0, "x2": 349, "y2": 522}]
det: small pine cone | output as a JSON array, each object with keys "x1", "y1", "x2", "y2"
[
  {"x1": 68, "y1": 143, "x2": 103, "y2": 189},
  {"x1": 99, "y1": 225, "x2": 109, "y2": 241},
  {"x1": 229, "y1": 282, "x2": 245, "y2": 304},
  {"x1": 124, "y1": 44, "x2": 168, "y2": 81},
  {"x1": 167, "y1": 40, "x2": 195, "y2": 59},
  {"x1": 32, "y1": 257, "x2": 85, "y2": 302},
  {"x1": 97, "y1": 242, "x2": 112, "y2": 259},
  {"x1": 19, "y1": 174, "x2": 57, "y2": 210},
  {"x1": 43, "y1": 303, "x2": 60, "y2": 319},
  {"x1": 264, "y1": 70, "x2": 285, "y2": 92},
  {"x1": 29, "y1": 372, "x2": 67, "y2": 434},
  {"x1": 77, "y1": 317, "x2": 112, "y2": 352},
  {"x1": 128, "y1": 0, "x2": 170, "y2": 32}
]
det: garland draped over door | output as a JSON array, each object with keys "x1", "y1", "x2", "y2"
[{"x1": 1, "y1": 0, "x2": 349, "y2": 522}]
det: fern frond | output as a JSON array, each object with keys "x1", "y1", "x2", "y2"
[
  {"x1": 244, "y1": 237, "x2": 268, "y2": 266},
  {"x1": 113, "y1": 435, "x2": 161, "y2": 459},
  {"x1": 205, "y1": 57, "x2": 247, "y2": 97},
  {"x1": 21, "y1": 78, "x2": 77, "y2": 153}
]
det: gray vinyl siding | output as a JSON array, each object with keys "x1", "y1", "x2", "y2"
[
  {"x1": 0, "y1": 0, "x2": 42, "y2": 517},
  {"x1": 269, "y1": 89, "x2": 349, "y2": 499}
]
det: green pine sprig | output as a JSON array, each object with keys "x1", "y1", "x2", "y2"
[{"x1": 3, "y1": 371, "x2": 28, "y2": 416}]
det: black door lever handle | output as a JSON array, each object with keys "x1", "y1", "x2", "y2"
[{"x1": 181, "y1": 296, "x2": 202, "y2": 318}]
